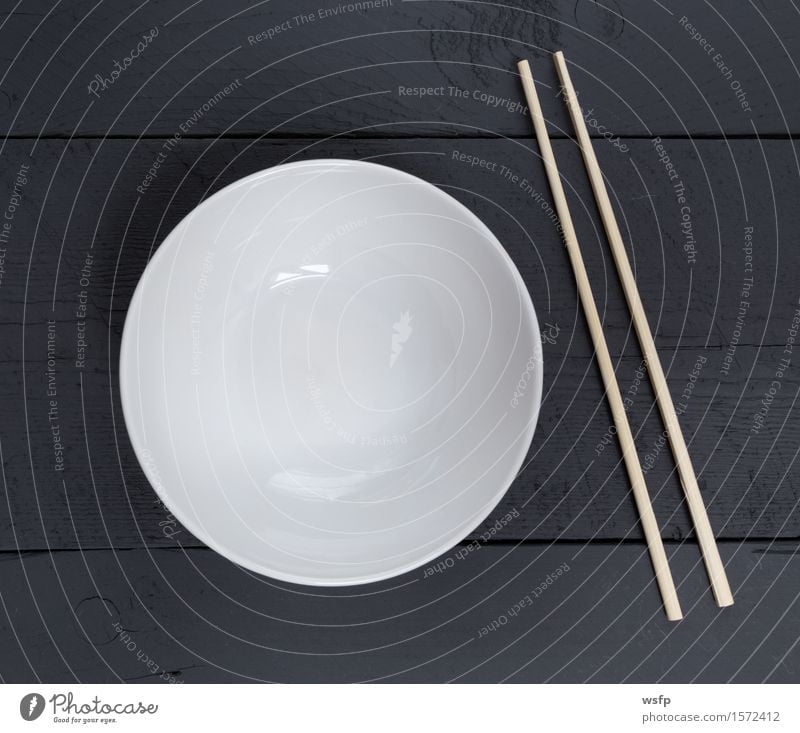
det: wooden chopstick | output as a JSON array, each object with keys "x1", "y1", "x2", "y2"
[
  {"x1": 552, "y1": 51, "x2": 733, "y2": 609},
  {"x1": 517, "y1": 59, "x2": 682, "y2": 621}
]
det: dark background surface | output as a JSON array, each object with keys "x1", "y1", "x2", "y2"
[{"x1": 0, "y1": 0, "x2": 798, "y2": 682}]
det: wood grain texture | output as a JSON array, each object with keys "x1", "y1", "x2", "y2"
[
  {"x1": 0, "y1": 137, "x2": 798, "y2": 550},
  {"x1": 0, "y1": 543, "x2": 796, "y2": 683},
  {"x1": 0, "y1": 0, "x2": 799, "y2": 138}
]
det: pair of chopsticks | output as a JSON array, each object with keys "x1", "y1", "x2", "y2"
[{"x1": 518, "y1": 53, "x2": 733, "y2": 620}]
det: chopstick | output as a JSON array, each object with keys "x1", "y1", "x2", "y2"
[
  {"x1": 552, "y1": 51, "x2": 733, "y2": 609},
  {"x1": 517, "y1": 59, "x2": 683, "y2": 621}
]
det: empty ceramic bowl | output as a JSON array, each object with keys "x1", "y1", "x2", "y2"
[{"x1": 120, "y1": 159, "x2": 542, "y2": 585}]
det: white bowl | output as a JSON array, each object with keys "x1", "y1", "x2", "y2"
[{"x1": 120, "y1": 159, "x2": 542, "y2": 585}]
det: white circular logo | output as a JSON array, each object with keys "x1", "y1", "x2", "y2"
[{"x1": 20, "y1": 693, "x2": 45, "y2": 722}]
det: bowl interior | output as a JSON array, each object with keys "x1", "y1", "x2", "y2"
[{"x1": 120, "y1": 159, "x2": 542, "y2": 584}]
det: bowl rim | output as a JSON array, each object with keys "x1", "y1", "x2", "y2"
[{"x1": 119, "y1": 158, "x2": 543, "y2": 586}]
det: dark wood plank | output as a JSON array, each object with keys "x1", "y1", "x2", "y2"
[
  {"x1": 1, "y1": 0, "x2": 799, "y2": 138},
  {"x1": 0, "y1": 140, "x2": 800, "y2": 549},
  {"x1": 0, "y1": 543, "x2": 796, "y2": 682},
  {"x1": 1, "y1": 136, "x2": 798, "y2": 551}
]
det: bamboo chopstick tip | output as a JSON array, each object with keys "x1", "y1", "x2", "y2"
[
  {"x1": 553, "y1": 50, "x2": 567, "y2": 70},
  {"x1": 716, "y1": 594, "x2": 734, "y2": 608},
  {"x1": 516, "y1": 58, "x2": 531, "y2": 74}
]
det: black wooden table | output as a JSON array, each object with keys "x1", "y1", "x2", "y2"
[{"x1": 0, "y1": 0, "x2": 798, "y2": 683}]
